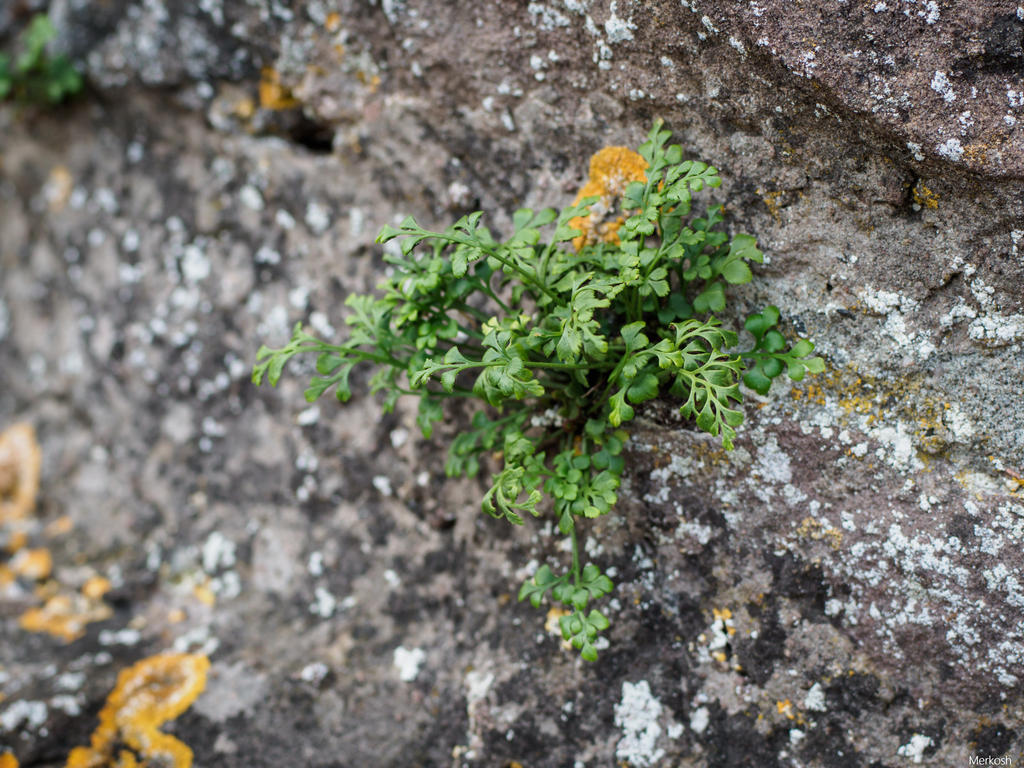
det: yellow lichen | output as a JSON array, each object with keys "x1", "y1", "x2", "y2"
[
  {"x1": 233, "y1": 97, "x2": 256, "y2": 120},
  {"x1": 258, "y1": 68, "x2": 300, "y2": 110},
  {"x1": 712, "y1": 606, "x2": 735, "y2": 633},
  {"x1": 355, "y1": 70, "x2": 382, "y2": 92},
  {"x1": 569, "y1": 146, "x2": 649, "y2": 251},
  {"x1": 19, "y1": 591, "x2": 113, "y2": 642},
  {"x1": 193, "y1": 582, "x2": 216, "y2": 606},
  {"x1": 0, "y1": 423, "x2": 41, "y2": 523},
  {"x1": 544, "y1": 605, "x2": 574, "y2": 650},
  {"x1": 788, "y1": 364, "x2": 966, "y2": 462},
  {"x1": 756, "y1": 187, "x2": 792, "y2": 222},
  {"x1": 10, "y1": 547, "x2": 53, "y2": 580},
  {"x1": 6, "y1": 530, "x2": 27, "y2": 553},
  {"x1": 912, "y1": 181, "x2": 939, "y2": 210},
  {"x1": 545, "y1": 604, "x2": 570, "y2": 635},
  {"x1": 44, "y1": 515, "x2": 74, "y2": 537},
  {"x1": 0, "y1": 422, "x2": 113, "y2": 642},
  {"x1": 45, "y1": 165, "x2": 74, "y2": 212},
  {"x1": 65, "y1": 653, "x2": 209, "y2": 768},
  {"x1": 1, "y1": 752, "x2": 19, "y2": 768},
  {"x1": 795, "y1": 516, "x2": 843, "y2": 551}
]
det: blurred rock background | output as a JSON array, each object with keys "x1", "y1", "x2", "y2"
[{"x1": 1, "y1": 1, "x2": 1022, "y2": 766}]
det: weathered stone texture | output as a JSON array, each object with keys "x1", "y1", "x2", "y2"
[{"x1": 1, "y1": 1, "x2": 1023, "y2": 766}]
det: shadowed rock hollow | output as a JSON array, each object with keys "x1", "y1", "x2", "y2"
[{"x1": 1, "y1": 1, "x2": 1022, "y2": 766}]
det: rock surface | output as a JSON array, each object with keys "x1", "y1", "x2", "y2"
[{"x1": 1, "y1": 1, "x2": 1023, "y2": 766}]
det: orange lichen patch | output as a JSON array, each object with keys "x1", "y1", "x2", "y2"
[
  {"x1": 757, "y1": 187, "x2": 786, "y2": 222},
  {"x1": 233, "y1": 97, "x2": 256, "y2": 120},
  {"x1": 44, "y1": 165, "x2": 74, "y2": 212},
  {"x1": 912, "y1": 181, "x2": 939, "y2": 210},
  {"x1": 6, "y1": 530, "x2": 28, "y2": 553},
  {"x1": 569, "y1": 146, "x2": 649, "y2": 251},
  {"x1": 10, "y1": 547, "x2": 53, "y2": 580},
  {"x1": 325, "y1": 12, "x2": 342, "y2": 32},
  {"x1": 258, "y1": 67, "x2": 301, "y2": 110},
  {"x1": 193, "y1": 583, "x2": 215, "y2": 607},
  {"x1": 0, "y1": 423, "x2": 42, "y2": 523},
  {"x1": 354, "y1": 70, "x2": 382, "y2": 92},
  {"x1": 795, "y1": 516, "x2": 843, "y2": 551},
  {"x1": 712, "y1": 607, "x2": 736, "y2": 634},
  {"x1": 82, "y1": 576, "x2": 112, "y2": 600},
  {"x1": 44, "y1": 515, "x2": 74, "y2": 537},
  {"x1": 0, "y1": 564, "x2": 14, "y2": 588},
  {"x1": 544, "y1": 605, "x2": 570, "y2": 635},
  {"x1": 0, "y1": 752, "x2": 19, "y2": 768},
  {"x1": 19, "y1": 590, "x2": 113, "y2": 642},
  {"x1": 65, "y1": 653, "x2": 209, "y2": 768}
]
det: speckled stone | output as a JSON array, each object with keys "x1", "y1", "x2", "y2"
[{"x1": 1, "y1": 1, "x2": 1022, "y2": 766}]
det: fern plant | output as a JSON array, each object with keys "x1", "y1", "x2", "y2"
[
  {"x1": 0, "y1": 14, "x2": 83, "y2": 105},
  {"x1": 253, "y1": 121, "x2": 823, "y2": 661}
]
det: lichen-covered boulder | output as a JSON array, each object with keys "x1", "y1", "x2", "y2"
[{"x1": 1, "y1": 1, "x2": 1022, "y2": 766}]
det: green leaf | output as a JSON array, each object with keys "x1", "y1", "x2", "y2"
[
  {"x1": 620, "y1": 321, "x2": 649, "y2": 352},
  {"x1": 791, "y1": 339, "x2": 814, "y2": 357},
  {"x1": 608, "y1": 389, "x2": 635, "y2": 427},
  {"x1": 518, "y1": 564, "x2": 567, "y2": 608},
  {"x1": 626, "y1": 372, "x2": 659, "y2": 404},
  {"x1": 416, "y1": 398, "x2": 444, "y2": 439},
  {"x1": 728, "y1": 233, "x2": 763, "y2": 263},
  {"x1": 559, "y1": 608, "x2": 612, "y2": 661},
  {"x1": 720, "y1": 259, "x2": 753, "y2": 285},
  {"x1": 557, "y1": 326, "x2": 582, "y2": 363},
  {"x1": 762, "y1": 330, "x2": 786, "y2": 352},
  {"x1": 693, "y1": 281, "x2": 726, "y2": 314},
  {"x1": 376, "y1": 224, "x2": 402, "y2": 242},
  {"x1": 451, "y1": 248, "x2": 468, "y2": 277},
  {"x1": 743, "y1": 367, "x2": 772, "y2": 395}
]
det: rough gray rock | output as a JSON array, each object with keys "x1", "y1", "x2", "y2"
[{"x1": 1, "y1": 1, "x2": 1023, "y2": 766}]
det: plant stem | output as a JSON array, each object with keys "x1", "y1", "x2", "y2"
[
  {"x1": 445, "y1": 234, "x2": 560, "y2": 302},
  {"x1": 529, "y1": 360, "x2": 613, "y2": 371},
  {"x1": 599, "y1": 349, "x2": 633, "y2": 403},
  {"x1": 570, "y1": 521, "x2": 580, "y2": 587}
]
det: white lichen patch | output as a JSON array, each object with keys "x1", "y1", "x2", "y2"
[
  {"x1": 936, "y1": 137, "x2": 964, "y2": 162},
  {"x1": 305, "y1": 201, "x2": 331, "y2": 234},
  {"x1": 202, "y1": 531, "x2": 237, "y2": 573},
  {"x1": 0, "y1": 699, "x2": 48, "y2": 731},
  {"x1": 299, "y1": 661, "x2": 330, "y2": 685},
  {"x1": 962, "y1": 275, "x2": 1024, "y2": 346},
  {"x1": 818, "y1": 492, "x2": 1024, "y2": 687},
  {"x1": 929, "y1": 71, "x2": 955, "y2": 103},
  {"x1": 527, "y1": 2, "x2": 571, "y2": 29},
  {"x1": 753, "y1": 434, "x2": 792, "y2": 485},
  {"x1": 393, "y1": 646, "x2": 426, "y2": 681},
  {"x1": 896, "y1": 733, "x2": 933, "y2": 763},
  {"x1": 614, "y1": 680, "x2": 665, "y2": 767},
  {"x1": 604, "y1": 1, "x2": 636, "y2": 43},
  {"x1": 689, "y1": 705, "x2": 709, "y2": 734},
  {"x1": 238, "y1": 184, "x2": 264, "y2": 211},
  {"x1": 309, "y1": 586, "x2": 337, "y2": 617},
  {"x1": 856, "y1": 285, "x2": 931, "y2": 351},
  {"x1": 803, "y1": 682, "x2": 826, "y2": 711}
]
